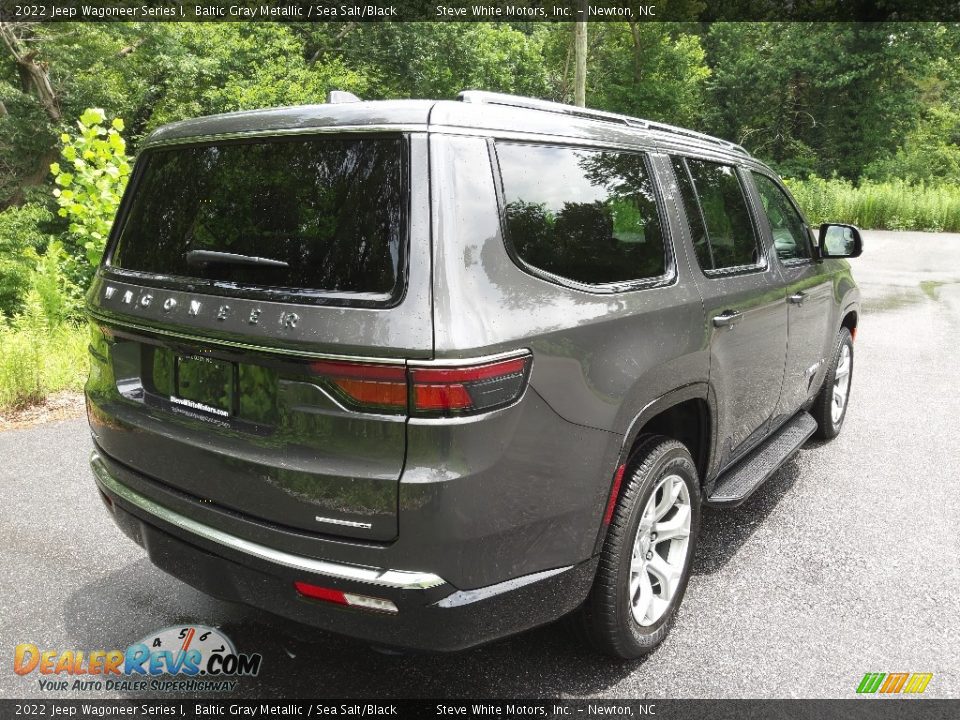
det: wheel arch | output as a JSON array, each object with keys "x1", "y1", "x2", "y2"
[
  {"x1": 840, "y1": 307, "x2": 859, "y2": 339},
  {"x1": 592, "y1": 384, "x2": 714, "y2": 553}
]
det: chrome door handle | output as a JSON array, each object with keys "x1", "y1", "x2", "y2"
[
  {"x1": 788, "y1": 292, "x2": 806, "y2": 305},
  {"x1": 712, "y1": 310, "x2": 743, "y2": 328}
]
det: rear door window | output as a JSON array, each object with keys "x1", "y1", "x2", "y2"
[
  {"x1": 108, "y1": 136, "x2": 406, "y2": 302},
  {"x1": 672, "y1": 157, "x2": 761, "y2": 273},
  {"x1": 495, "y1": 142, "x2": 668, "y2": 287}
]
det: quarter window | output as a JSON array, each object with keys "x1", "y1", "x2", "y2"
[
  {"x1": 751, "y1": 173, "x2": 812, "y2": 261},
  {"x1": 496, "y1": 143, "x2": 667, "y2": 286},
  {"x1": 672, "y1": 158, "x2": 761, "y2": 272}
]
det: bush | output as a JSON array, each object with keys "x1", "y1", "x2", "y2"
[
  {"x1": 0, "y1": 311, "x2": 88, "y2": 411},
  {"x1": 784, "y1": 177, "x2": 960, "y2": 232},
  {"x1": 50, "y1": 108, "x2": 131, "y2": 270},
  {"x1": 0, "y1": 237, "x2": 85, "y2": 412},
  {"x1": 0, "y1": 204, "x2": 53, "y2": 317}
]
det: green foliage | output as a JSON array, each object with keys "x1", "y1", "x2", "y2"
[
  {"x1": 0, "y1": 313, "x2": 88, "y2": 411},
  {"x1": 864, "y1": 105, "x2": 960, "y2": 184},
  {"x1": 320, "y1": 23, "x2": 550, "y2": 100},
  {"x1": 0, "y1": 204, "x2": 53, "y2": 317},
  {"x1": 785, "y1": 177, "x2": 960, "y2": 232},
  {"x1": 584, "y1": 23, "x2": 710, "y2": 126},
  {"x1": 703, "y1": 23, "x2": 940, "y2": 179},
  {"x1": 23, "y1": 240, "x2": 82, "y2": 326},
  {"x1": 50, "y1": 108, "x2": 131, "y2": 267}
]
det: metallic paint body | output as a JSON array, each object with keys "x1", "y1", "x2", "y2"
[{"x1": 85, "y1": 98, "x2": 860, "y2": 649}]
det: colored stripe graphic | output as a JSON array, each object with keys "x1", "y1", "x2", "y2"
[
  {"x1": 880, "y1": 673, "x2": 909, "y2": 693},
  {"x1": 909, "y1": 673, "x2": 933, "y2": 694},
  {"x1": 858, "y1": 673, "x2": 887, "y2": 693},
  {"x1": 856, "y1": 672, "x2": 932, "y2": 694}
]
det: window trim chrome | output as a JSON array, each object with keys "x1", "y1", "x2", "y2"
[{"x1": 488, "y1": 138, "x2": 678, "y2": 295}]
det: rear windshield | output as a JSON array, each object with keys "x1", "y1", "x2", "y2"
[{"x1": 108, "y1": 136, "x2": 406, "y2": 300}]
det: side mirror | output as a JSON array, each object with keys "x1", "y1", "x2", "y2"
[{"x1": 818, "y1": 223, "x2": 863, "y2": 259}]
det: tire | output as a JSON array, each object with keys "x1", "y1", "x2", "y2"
[
  {"x1": 811, "y1": 327, "x2": 854, "y2": 440},
  {"x1": 574, "y1": 436, "x2": 701, "y2": 659}
]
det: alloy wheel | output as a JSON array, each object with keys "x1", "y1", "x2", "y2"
[
  {"x1": 832, "y1": 344, "x2": 851, "y2": 424},
  {"x1": 629, "y1": 474, "x2": 692, "y2": 626}
]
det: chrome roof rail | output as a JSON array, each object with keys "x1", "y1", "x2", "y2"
[{"x1": 457, "y1": 90, "x2": 749, "y2": 157}]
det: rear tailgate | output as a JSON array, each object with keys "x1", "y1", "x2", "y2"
[{"x1": 85, "y1": 132, "x2": 432, "y2": 541}]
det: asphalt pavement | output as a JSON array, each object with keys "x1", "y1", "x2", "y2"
[{"x1": 1, "y1": 230, "x2": 958, "y2": 699}]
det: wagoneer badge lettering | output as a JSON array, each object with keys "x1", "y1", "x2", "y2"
[
  {"x1": 162, "y1": 298, "x2": 177, "y2": 312},
  {"x1": 104, "y1": 286, "x2": 116, "y2": 299},
  {"x1": 279, "y1": 311, "x2": 299, "y2": 328},
  {"x1": 188, "y1": 300, "x2": 201, "y2": 316},
  {"x1": 122, "y1": 290, "x2": 133, "y2": 304},
  {"x1": 248, "y1": 308, "x2": 262, "y2": 325},
  {"x1": 216, "y1": 304, "x2": 230, "y2": 321},
  {"x1": 139, "y1": 294, "x2": 153, "y2": 308}
]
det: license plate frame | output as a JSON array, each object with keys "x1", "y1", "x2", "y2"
[{"x1": 174, "y1": 354, "x2": 235, "y2": 416}]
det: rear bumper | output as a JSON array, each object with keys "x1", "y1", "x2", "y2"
[{"x1": 91, "y1": 451, "x2": 597, "y2": 652}]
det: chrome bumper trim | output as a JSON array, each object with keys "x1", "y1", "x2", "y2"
[{"x1": 90, "y1": 451, "x2": 447, "y2": 590}]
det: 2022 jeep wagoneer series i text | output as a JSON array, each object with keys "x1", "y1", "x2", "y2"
[{"x1": 86, "y1": 91, "x2": 863, "y2": 658}]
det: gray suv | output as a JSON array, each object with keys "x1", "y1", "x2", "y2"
[{"x1": 85, "y1": 91, "x2": 862, "y2": 658}]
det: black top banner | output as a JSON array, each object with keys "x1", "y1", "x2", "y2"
[{"x1": 3, "y1": 0, "x2": 960, "y2": 23}]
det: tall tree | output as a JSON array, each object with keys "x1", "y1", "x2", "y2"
[
  {"x1": 573, "y1": 14, "x2": 587, "y2": 107},
  {"x1": 703, "y1": 22, "x2": 941, "y2": 178},
  {"x1": 0, "y1": 22, "x2": 61, "y2": 206}
]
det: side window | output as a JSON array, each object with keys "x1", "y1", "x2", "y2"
[
  {"x1": 496, "y1": 142, "x2": 667, "y2": 286},
  {"x1": 673, "y1": 157, "x2": 761, "y2": 272},
  {"x1": 751, "y1": 173, "x2": 811, "y2": 261}
]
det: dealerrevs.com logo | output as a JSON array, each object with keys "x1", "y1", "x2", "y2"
[{"x1": 14, "y1": 625, "x2": 262, "y2": 693}]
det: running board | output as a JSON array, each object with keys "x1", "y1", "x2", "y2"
[{"x1": 705, "y1": 412, "x2": 817, "y2": 507}]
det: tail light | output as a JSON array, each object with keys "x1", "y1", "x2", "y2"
[
  {"x1": 307, "y1": 353, "x2": 532, "y2": 417},
  {"x1": 308, "y1": 360, "x2": 407, "y2": 412},
  {"x1": 294, "y1": 581, "x2": 398, "y2": 614},
  {"x1": 409, "y1": 356, "x2": 532, "y2": 416}
]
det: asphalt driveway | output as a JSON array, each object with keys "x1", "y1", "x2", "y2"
[{"x1": 1, "y1": 230, "x2": 958, "y2": 699}]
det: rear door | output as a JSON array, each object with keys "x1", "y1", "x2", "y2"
[
  {"x1": 747, "y1": 171, "x2": 834, "y2": 416},
  {"x1": 670, "y1": 157, "x2": 788, "y2": 468},
  {"x1": 86, "y1": 133, "x2": 433, "y2": 541}
]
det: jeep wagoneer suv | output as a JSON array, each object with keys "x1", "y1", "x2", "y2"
[{"x1": 86, "y1": 91, "x2": 862, "y2": 658}]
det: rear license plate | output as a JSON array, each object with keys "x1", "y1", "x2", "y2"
[{"x1": 175, "y1": 354, "x2": 235, "y2": 416}]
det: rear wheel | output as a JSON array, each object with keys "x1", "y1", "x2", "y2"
[
  {"x1": 575, "y1": 436, "x2": 701, "y2": 659},
  {"x1": 812, "y1": 327, "x2": 854, "y2": 440}
]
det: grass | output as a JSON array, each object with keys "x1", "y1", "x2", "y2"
[
  {"x1": 0, "y1": 319, "x2": 88, "y2": 412},
  {"x1": 785, "y1": 177, "x2": 960, "y2": 232}
]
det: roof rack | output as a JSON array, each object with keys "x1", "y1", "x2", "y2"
[{"x1": 457, "y1": 90, "x2": 749, "y2": 157}]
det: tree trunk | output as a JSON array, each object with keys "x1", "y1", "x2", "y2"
[
  {"x1": 573, "y1": 16, "x2": 587, "y2": 107},
  {"x1": 0, "y1": 22, "x2": 61, "y2": 208},
  {"x1": 1, "y1": 23, "x2": 61, "y2": 122}
]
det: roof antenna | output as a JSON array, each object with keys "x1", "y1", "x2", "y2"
[{"x1": 327, "y1": 90, "x2": 362, "y2": 104}]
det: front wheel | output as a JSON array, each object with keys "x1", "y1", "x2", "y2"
[
  {"x1": 812, "y1": 327, "x2": 854, "y2": 440},
  {"x1": 575, "y1": 436, "x2": 701, "y2": 659}
]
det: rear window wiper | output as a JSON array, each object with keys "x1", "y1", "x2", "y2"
[{"x1": 184, "y1": 250, "x2": 289, "y2": 268}]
